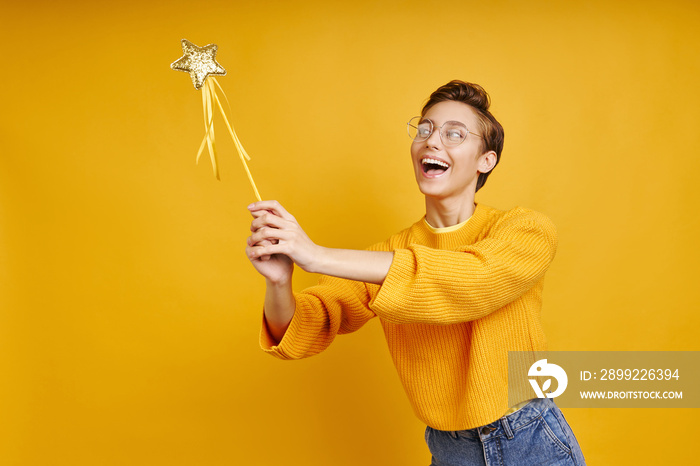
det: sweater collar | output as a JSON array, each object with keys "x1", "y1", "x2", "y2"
[
  {"x1": 413, "y1": 203, "x2": 491, "y2": 249},
  {"x1": 423, "y1": 215, "x2": 472, "y2": 233}
]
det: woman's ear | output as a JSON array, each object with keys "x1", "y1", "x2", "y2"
[{"x1": 477, "y1": 151, "x2": 498, "y2": 174}]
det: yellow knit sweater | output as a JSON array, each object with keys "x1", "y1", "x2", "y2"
[{"x1": 260, "y1": 203, "x2": 558, "y2": 430}]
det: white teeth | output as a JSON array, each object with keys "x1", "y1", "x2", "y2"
[{"x1": 422, "y1": 158, "x2": 450, "y2": 168}]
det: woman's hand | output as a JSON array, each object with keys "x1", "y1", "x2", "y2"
[
  {"x1": 246, "y1": 200, "x2": 393, "y2": 285},
  {"x1": 246, "y1": 200, "x2": 322, "y2": 276},
  {"x1": 246, "y1": 235, "x2": 294, "y2": 284}
]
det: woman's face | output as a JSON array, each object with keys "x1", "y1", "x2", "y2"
[{"x1": 410, "y1": 100, "x2": 491, "y2": 202}]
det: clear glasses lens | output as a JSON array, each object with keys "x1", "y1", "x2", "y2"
[
  {"x1": 407, "y1": 116, "x2": 431, "y2": 141},
  {"x1": 407, "y1": 117, "x2": 469, "y2": 146},
  {"x1": 442, "y1": 122, "x2": 468, "y2": 145}
]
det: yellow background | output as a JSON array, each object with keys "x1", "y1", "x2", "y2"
[{"x1": 1, "y1": 0, "x2": 698, "y2": 464}]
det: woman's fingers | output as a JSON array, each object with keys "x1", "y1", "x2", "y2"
[
  {"x1": 250, "y1": 211, "x2": 292, "y2": 233},
  {"x1": 249, "y1": 227, "x2": 290, "y2": 247},
  {"x1": 245, "y1": 200, "x2": 317, "y2": 269},
  {"x1": 248, "y1": 200, "x2": 296, "y2": 222},
  {"x1": 247, "y1": 236, "x2": 278, "y2": 247},
  {"x1": 247, "y1": 241, "x2": 286, "y2": 260},
  {"x1": 247, "y1": 206, "x2": 292, "y2": 263},
  {"x1": 246, "y1": 238, "x2": 275, "y2": 259},
  {"x1": 247, "y1": 237, "x2": 275, "y2": 261}
]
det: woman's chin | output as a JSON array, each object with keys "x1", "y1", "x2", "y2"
[
  {"x1": 417, "y1": 183, "x2": 449, "y2": 200},
  {"x1": 417, "y1": 180, "x2": 477, "y2": 202}
]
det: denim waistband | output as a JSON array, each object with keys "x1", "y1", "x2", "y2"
[{"x1": 445, "y1": 398, "x2": 553, "y2": 440}]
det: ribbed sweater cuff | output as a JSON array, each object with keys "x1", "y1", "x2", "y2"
[
  {"x1": 259, "y1": 296, "x2": 314, "y2": 360},
  {"x1": 370, "y1": 248, "x2": 415, "y2": 322}
]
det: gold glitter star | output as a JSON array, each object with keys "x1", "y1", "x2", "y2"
[{"x1": 171, "y1": 39, "x2": 226, "y2": 90}]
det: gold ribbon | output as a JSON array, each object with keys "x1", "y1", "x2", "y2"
[{"x1": 196, "y1": 77, "x2": 261, "y2": 201}]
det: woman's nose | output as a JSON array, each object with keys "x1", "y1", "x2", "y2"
[{"x1": 425, "y1": 128, "x2": 442, "y2": 149}]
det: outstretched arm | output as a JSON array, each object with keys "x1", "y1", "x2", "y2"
[
  {"x1": 246, "y1": 200, "x2": 394, "y2": 285},
  {"x1": 246, "y1": 200, "x2": 390, "y2": 345}
]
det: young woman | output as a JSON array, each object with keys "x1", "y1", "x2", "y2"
[{"x1": 246, "y1": 81, "x2": 586, "y2": 465}]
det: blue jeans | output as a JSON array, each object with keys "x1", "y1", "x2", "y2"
[{"x1": 425, "y1": 398, "x2": 586, "y2": 465}]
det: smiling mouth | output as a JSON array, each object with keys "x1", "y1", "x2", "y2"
[{"x1": 421, "y1": 157, "x2": 450, "y2": 176}]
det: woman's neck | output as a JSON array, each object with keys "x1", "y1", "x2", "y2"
[{"x1": 424, "y1": 195, "x2": 477, "y2": 228}]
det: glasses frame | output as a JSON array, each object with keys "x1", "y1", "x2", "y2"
[{"x1": 407, "y1": 116, "x2": 482, "y2": 146}]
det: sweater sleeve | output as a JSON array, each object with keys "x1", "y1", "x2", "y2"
[
  {"x1": 369, "y1": 210, "x2": 558, "y2": 325},
  {"x1": 260, "y1": 274, "x2": 377, "y2": 360}
]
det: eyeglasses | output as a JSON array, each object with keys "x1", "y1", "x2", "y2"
[{"x1": 407, "y1": 116, "x2": 482, "y2": 146}]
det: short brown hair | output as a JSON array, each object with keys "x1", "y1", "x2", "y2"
[{"x1": 422, "y1": 80, "x2": 504, "y2": 192}]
